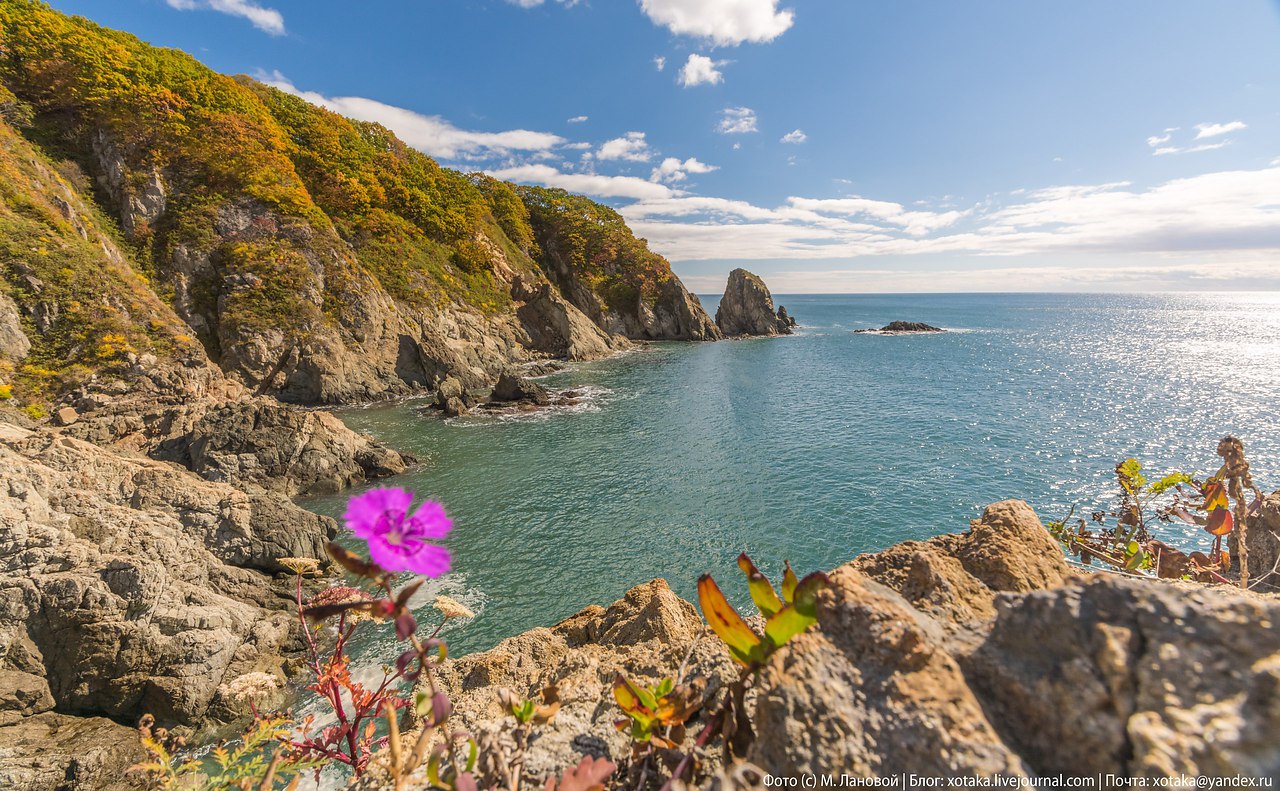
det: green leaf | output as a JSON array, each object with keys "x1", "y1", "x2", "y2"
[
  {"x1": 653, "y1": 677, "x2": 674, "y2": 697},
  {"x1": 790, "y1": 571, "x2": 830, "y2": 618},
  {"x1": 737, "y1": 554, "x2": 784, "y2": 618},
  {"x1": 1148, "y1": 471, "x2": 1192, "y2": 497},
  {"x1": 697, "y1": 574, "x2": 761, "y2": 666},
  {"x1": 1117, "y1": 458, "x2": 1147, "y2": 493},
  {"x1": 763, "y1": 606, "x2": 816, "y2": 649}
]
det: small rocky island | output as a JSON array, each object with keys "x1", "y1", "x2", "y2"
[
  {"x1": 855, "y1": 320, "x2": 945, "y2": 334},
  {"x1": 715, "y1": 268, "x2": 796, "y2": 337}
]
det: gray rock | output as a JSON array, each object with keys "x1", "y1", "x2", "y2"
[
  {"x1": 1244, "y1": 491, "x2": 1280, "y2": 591},
  {"x1": 855, "y1": 321, "x2": 945, "y2": 334},
  {"x1": 152, "y1": 397, "x2": 410, "y2": 496},
  {"x1": 368, "y1": 580, "x2": 737, "y2": 790},
  {"x1": 715, "y1": 268, "x2": 793, "y2": 337},
  {"x1": 490, "y1": 371, "x2": 551, "y2": 406},
  {"x1": 967, "y1": 575, "x2": 1280, "y2": 778},
  {"x1": 0, "y1": 291, "x2": 30, "y2": 361},
  {"x1": 52, "y1": 406, "x2": 78, "y2": 426},
  {"x1": 0, "y1": 427, "x2": 330, "y2": 726}
]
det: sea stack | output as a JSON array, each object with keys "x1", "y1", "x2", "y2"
[{"x1": 715, "y1": 268, "x2": 795, "y2": 336}]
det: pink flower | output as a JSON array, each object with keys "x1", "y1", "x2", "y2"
[{"x1": 343, "y1": 488, "x2": 452, "y2": 577}]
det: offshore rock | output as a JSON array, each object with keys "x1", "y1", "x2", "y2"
[
  {"x1": 715, "y1": 268, "x2": 793, "y2": 337},
  {"x1": 489, "y1": 371, "x2": 551, "y2": 406},
  {"x1": 856, "y1": 321, "x2": 945, "y2": 334}
]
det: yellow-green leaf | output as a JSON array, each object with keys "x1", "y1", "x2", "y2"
[
  {"x1": 697, "y1": 574, "x2": 761, "y2": 665},
  {"x1": 780, "y1": 561, "x2": 799, "y2": 604},
  {"x1": 763, "y1": 606, "x2": 815, "y2": 649},
  {"x1": 737, "y1": 554, "x2": 783, "y2": 618}
]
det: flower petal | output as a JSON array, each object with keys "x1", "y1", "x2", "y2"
[
  {"x1": 366, "y1": 535, "x2": 411, "y2": 573},
  {"x1": 344, "y1": 488, "x2": 412, "y2": 538},
  {"x1": 402, "y1": 543, "x2": 451, "y2": 578},
  {"x1": 407, "y1": 500, "x2": 452, "y2": 539}
]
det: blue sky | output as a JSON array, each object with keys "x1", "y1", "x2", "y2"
[{"x1": 46, "y1": 0, "x2": 1280, "y2": 292}]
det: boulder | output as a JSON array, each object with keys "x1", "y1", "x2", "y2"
[
  {"x1": 966, "y1": 575, "x2": 1280, "y2": 778},
  {"x1": 0, "y1": 670, "x2": 55, "y2": 726},
  {"x1": 52, "y1": 406, "x2": 78, "y2": 427},
  {"x1": 715, "y1": 268, "x2": 793, "y2": 337},
  {"x1": 434, "y1": 375, "x2": 469, "y2": 417},
  {"x1": 0, "y1": 712, "x2": 147, "y2": 791},
  {"x1": 850, "y1": 499, "x2": 1070, "y2": 628},
  {"x1": 489, "y1": 371, "x2": 551, "y2": 406}
]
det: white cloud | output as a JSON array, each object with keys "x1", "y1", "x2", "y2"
[
  {"x1": 567, "y1": 115, "x2": 588, "y2": 124},
  {"x1": 485, "y1": 164, "x2": 673, "y2": 200},
  {"x1": 164, "y1": 0, "x2": 284, "y2": 35},
  {"x1": 1148, "y1": 123, "x2": 1244, "y2": 156},
  {"x1": 638, "y1": 0, "x2": 795, "y2": 45},
  {"x1": 1195, "y1": 120, "x2": 1247, "y2": 139},
  {"x1": 717, "y1": 106, "x2": 758, "y2": 134},
  {"x1": 259, "y1": 72, "x2": 565, "y2": 160},
  {"x1": 597, "y1": 131, "x2": 655, "y2": 162},
  {"x1": 620, "y1": 166, "x2": 1280, "y2": 269},
  {"x1": 780, "y1": 128, "x2": 807, "y2": 144},
  {"x1": 654, "y1": 56, "x2": 667, "y2": 71},
  {"x1": 678, "y1": 54, "x2": 727, "y2": 87},
  {"x1": 650, "y1": 157, "x2": 718, "y2": 183}
]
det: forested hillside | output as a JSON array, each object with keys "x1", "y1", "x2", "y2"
[{"x1": 0, "y1": 0, "x2": 716, "y2": 409}]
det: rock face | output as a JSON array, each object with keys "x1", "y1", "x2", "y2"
[
  {"x1": 0, "y1": 421, "x2": 332, "y2": 730},
  {"x1": 715, "y1": 268, "x2": 794, "y2": 337},
  {"x1": 0, "y1": 291, "x2": 29, "y2": 362}
]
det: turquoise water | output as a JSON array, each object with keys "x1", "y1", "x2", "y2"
[{"x1": 304, "y1": 292, "x2": 1280, "y2": 658}]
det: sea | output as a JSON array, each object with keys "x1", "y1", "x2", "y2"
[{"x1": 302, "y1": 292, "x2": 1280, "y2": 665}]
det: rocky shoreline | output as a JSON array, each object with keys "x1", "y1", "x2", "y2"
[{"x1": 348, "y1": 499, "x2": 1280, "y2": 787}]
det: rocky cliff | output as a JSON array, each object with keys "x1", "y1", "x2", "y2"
[
  {"x1": 0, "y1": 414, "x2": 341, "y2": 787},
  {"x1": 715, "y1": 268, "x2": 794, "y2": 337},
  {"x1": 0, "y1": 1, "x2": 716, "y2": 411},
  {"x1": 357, "y1": 500, "x2": 1280, "y2": 788}
]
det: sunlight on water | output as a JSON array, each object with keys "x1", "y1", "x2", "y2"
[{"x1": 304, "y1": 293, "x2": 1280, "y2": 662}]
